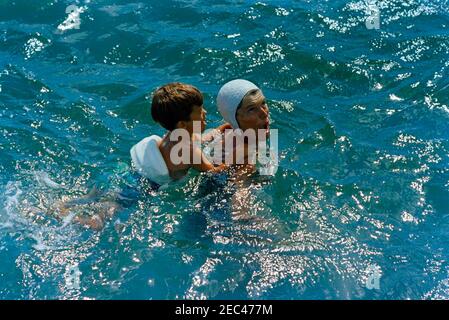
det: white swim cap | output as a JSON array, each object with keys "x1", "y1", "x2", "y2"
[{"x1": 217, "y1": 79, "x2": 259, "y2": 129}]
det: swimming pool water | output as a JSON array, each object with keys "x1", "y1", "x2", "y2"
[{"x1": 0, "y1": 0, "x2": 449, "y2": 299}]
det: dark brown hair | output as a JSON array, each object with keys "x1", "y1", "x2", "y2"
[{"x1": 151, "y1": 83, "x2": 203, "y2": 131}]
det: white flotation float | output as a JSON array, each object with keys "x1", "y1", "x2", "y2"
[{"x1": 130, "y1": 135, "x2": 172, "y2": 186}]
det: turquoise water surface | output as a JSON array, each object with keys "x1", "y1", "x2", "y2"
[{"x1": 1, "y1": 0, "x2": 449, "y2": 299}]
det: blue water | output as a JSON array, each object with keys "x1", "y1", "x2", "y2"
[{"x1": 1, "y1": 0, "x2": 449, "y2": 300}]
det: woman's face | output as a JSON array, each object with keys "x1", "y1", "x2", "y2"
[{"x1": 235, "y1": 90, "x2": 269, "y2": 135}]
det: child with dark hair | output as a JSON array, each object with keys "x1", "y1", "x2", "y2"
[
  {"x1": 131, "y1": 82, "x2": 230, "y2": 185},
  {"x1": 56, "y1": 83, "x2": 230, "y2": 230}
]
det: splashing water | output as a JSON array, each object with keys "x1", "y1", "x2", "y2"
[{"x1": 0, "y1": 0, "x2": 448, "y2": 299}]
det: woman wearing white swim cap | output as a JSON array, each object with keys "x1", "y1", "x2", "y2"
[
  {"x1": 212, "y1": 79, "x2": 271, "y2": 169},
  {"x1": 217, "y1": 79, "x2": 270, "y2": 134},
  {"x1": 216, "y1": 79, "x2": 272, "y2": 220}
]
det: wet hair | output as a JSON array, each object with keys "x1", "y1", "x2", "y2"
[
  {"x1": 236, "y1": 89, "x2": 263, "y2": 111},
  {"x1": 151, "y1": 82, "x2": 203, "y2": 131}
]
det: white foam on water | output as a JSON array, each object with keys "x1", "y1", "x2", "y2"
[
  {"x1": 0, "y1": 181, "x2": 29, "y2": 230},
  {"x1": 61, "y1": 211, "x2": 77, "y2": 228},
  {"x1": 2, "y1": 181, "x2": 22, "y2": 224},
  {"x1": 389, "y1": 93, "x2": 404, "y2": 102},
  {"x1": 57, "y1": 5, "x2": 87, "y2": 33},
  {"x1": 1, "y1": 180, "x2": 78, "y2": 252},
  {"x1": 4, "y1": 181, "x2": 22, "y2": 211},
  {"x1": 31, "y1": 232, "x2": 55, "y2": 251},
  {"x1": 34, "y1": 171, "x2": 65, "y2": 189}
]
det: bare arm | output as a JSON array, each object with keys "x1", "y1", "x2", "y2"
[
  {"x1": 201, "y1": 123, "x2": 232, "y2": 143},
  {"x1": 190, "y1": 145, "x2": 228, "y2": 173}
]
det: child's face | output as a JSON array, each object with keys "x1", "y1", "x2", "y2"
[{"x1": 185, "y1": 104, "x2": 206, "y2": 135}]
